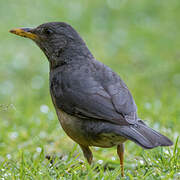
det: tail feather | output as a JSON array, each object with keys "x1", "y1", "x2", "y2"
[{"x1": 115, "y1": 120, "x2": 173, "y2": 149}]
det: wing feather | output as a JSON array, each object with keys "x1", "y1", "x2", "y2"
[{"x1": 50, "y1": 60, "x2": 137, "y2": 125}]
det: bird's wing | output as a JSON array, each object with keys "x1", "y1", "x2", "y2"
[
  {"x1": 50, "y1": 62, "x2": 137, "y2": 125},
  {"x1": 96, "y1": 61, "x2": 137, "y2": 124}
]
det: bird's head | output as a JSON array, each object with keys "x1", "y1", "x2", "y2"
[{"x1": 10, "y1": 22, "x2": 91, "y2": 68}]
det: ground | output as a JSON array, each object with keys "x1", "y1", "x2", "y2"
[{"x1": 0, "y1": 0, "x2": 180, "y2": 179}]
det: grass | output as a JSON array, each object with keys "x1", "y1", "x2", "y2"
[
  {"x1": 0, "y1": 0, "x2": 180, "y2": 179},
  {"x1": 0, "y1": 141, "x2": 179, "y2": 179}
]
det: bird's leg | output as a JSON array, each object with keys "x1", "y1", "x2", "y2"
[
  {"x1": 117, "y1": 143, "x2": 124, "y2": 177},
  {"x1": 79, "y1": 144, "x2": 93, "y2": 165}
]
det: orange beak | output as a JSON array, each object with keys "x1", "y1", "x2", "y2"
[{"x1": 9, "y1": 28, "x2": 38, "y2": 40}]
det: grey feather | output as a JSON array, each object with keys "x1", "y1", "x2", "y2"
[
  {"x1": 113, "y1": 120, "x2": 173, "y2": 149},
  {"x1": 50, "y1": 58, "x2": 138, "y2": 125},
  {"x1": 29, "y1": 22, "x2": 172, "y2": 148}
]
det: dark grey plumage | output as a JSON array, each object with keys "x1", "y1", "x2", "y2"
[
  {"x1": 10, "y1": 22, "x2": 173, "y2": 176},
  {"x1": 33, "y1": 22, "x2": 172, "y2": 149}
]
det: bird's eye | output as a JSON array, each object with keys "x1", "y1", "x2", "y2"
[{"x1": 43, "y1": 28, "x2": 53, "y2": 35}]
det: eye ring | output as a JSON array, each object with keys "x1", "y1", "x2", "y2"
[{"x1": 43, "y1": 28, "x2": 53, "y2": 35}]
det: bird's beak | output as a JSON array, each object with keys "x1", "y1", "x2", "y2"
[{"x1": 9, "y1": 27, "x2": 38, "y2": 40}]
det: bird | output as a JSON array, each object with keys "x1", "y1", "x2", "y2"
[{"x1": 10, "y1": 22, "x2": 173, "y2": 177}]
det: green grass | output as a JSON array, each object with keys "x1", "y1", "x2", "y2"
[{"x1": 0, "y1": 0, "x2": 180, "y2": 179}]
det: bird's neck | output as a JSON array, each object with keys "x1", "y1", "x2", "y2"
[{"x1": 49, "y1": 42, "x2": 93, "y2": 69}]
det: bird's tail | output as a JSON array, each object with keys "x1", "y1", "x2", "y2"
[{"x1": 115, "y1": 120, "x2": 173, "y2": 149}]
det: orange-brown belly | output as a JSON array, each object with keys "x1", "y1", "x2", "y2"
[
  {"x1": 56, "y1": 108, "x2": 91, "y2": 146},
  {"x1": 56, "y1": 109, "x2": 127, "y2": 148}
]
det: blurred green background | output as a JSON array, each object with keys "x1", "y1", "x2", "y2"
[{"x1": 0, "y1": 0, "x2": 179, "y2": 179}]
